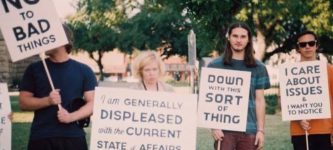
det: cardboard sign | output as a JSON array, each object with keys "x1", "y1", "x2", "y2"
[
  {"x1": 90, "y1": 87, "x2": 197, "y2": 150},
  {"x1": 279, "y1": 61, "x2": 330, "y2": 121},
  {"x1": 197, "y1": 67, "x2": 251, "y2": 131},
  {"x1": 0, "y1": 0, "x2": 68, "y2": 62},
  {"x1": 0, "y1": 83, "x2": 11, "y2": 150}
]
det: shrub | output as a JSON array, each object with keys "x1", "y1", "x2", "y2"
[{"x1": 265, "y1": 94, "x2": 278, "y2": 114}]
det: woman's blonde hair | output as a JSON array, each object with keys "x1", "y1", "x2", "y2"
[{"x1": 132, "y1": 51, "x2": 165, "y2": 80}]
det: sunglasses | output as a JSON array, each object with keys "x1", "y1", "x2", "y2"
[{"x1": 297, "y1": 40, "x2": 317, "y2": 48}]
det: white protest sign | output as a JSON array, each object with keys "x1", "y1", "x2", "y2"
[
  {"x1": 0, "y1": 0, "x2": 68, "y2": 62},
  {"x1": 0, "y1": 83, "x2": 11, "y2": 150},
  {"x1": 90, "y1": 87, "x2": 197, "y2": 150},
  {"x1": 198, "y1": 67, "x2": 251, "y2": 131},
  {"x1": 279, "y1": 61, "x2": 330, "y2": 121}
]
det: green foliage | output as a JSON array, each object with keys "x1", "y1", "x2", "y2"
[
  {"x1": 120, "y1": 0, "x2": 333, "y2": 60},
  {"x1": 78, "y1": 0, "x2": 116, "y2": 14},
  {"x1": 118, "y1": 0, "x2": 246, "y2": 58},
  {"x1": 68, "y1": 22, "x2": 118, "y2": 53},
  {"x1": 265, "y1": 94, "x2": 278, "y2": 114},
  {"x1": 176, "y1": 0, "x2": 246, "y2": 56},
  {"x1": 118, "y1": 0, "x2": 191, "y2": 56},
  {"x1": 68, "y1": 0, "x2": 333, "y2": 65},
  {"x1": 69, "y1": 0, "x2": 120, "y2": 52},
  {"x1": 68, "y1": 0, "x2": 124, "y2": 80},
  {"x1": 240, "y1": 0, "x2": 333, "y2": 61}
]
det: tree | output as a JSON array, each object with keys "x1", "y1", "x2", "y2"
[
  {"x1": 237, "y1": 0, "x2": 333, "y2": 62},
  {"x1": 68, "y1": 0, "x2": 123, "y2": 81},
  {"x1": 117, "y1": 0, "x2": 191, "y2": 57},
  {"x1": 183, "y1": 0, "x2": 245, "y2": 57},
  {"x1": 299, "y1": 0, "x2": 333, "y2": 62},
  {"x1": 152, "y1": 0, "x2": 333, "y2": 62},
  {"x1": 117, "y1": 0, "x2": 247, "y2": 59},
  {"x1": 69, "y1": 0, "x2": 333, "y2": 68}
]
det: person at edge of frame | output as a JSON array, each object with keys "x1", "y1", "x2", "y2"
[{"x1": 290, "y1": 30, "x2": 333, "y2": 150}]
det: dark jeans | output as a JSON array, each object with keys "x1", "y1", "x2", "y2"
[
  {"x1": 28, "y1": 137, "x2": 88, "y2": 150},
  {"x1": 291, "y1": 134, "x2": 331, "y2": 150},
  {"x1": 214, "y1": 131, "x2": 257, "y2": 150}
]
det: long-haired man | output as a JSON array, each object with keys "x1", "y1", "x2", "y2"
[{"x1": 209, "y1": 22, "x2": 270, "y2": 150}]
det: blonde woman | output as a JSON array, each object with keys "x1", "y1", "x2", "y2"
[{"x1": 131, "y1": 51, "x2": 174, "y2": 92}]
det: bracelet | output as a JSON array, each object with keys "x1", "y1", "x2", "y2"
[{"x1": 257, "y1": 129, "x2": 265, "y2": 134}]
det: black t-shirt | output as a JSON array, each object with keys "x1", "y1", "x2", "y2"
[{"x1": 20, "y1": 58, "x2": 97, "y2": 140}]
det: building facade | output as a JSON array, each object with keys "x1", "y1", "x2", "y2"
[{"x1": 0, "y1": 32, "x2": 38, "y2": 89}]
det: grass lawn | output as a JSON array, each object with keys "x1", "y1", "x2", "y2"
[
  {"x1": 11, "y1": 96, "x2": 292, "y2": 150},
  {"x1": 12, "y1": 123, "x2": 31, "y2": 150},
  {"x1": 194, "y1": 114, "x2": 293, "y2": 150}
]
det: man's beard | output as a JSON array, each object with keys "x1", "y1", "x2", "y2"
[{"x1": 232, "y1": 48, "x2": 244, "y2": 52}]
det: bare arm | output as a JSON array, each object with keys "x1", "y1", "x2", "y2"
[
  {"x1": 58, "y1": 90, "x2": 95, "y2": 123},
  {"x1": 19, "y1": 90, "x2": 61, "y2": 111},
  {"x1": 255, "y1": 89, "x2": 265, "y2": 132},
  {"x1": 255, "y1": 89, "x2": 265, "y2": 149}
]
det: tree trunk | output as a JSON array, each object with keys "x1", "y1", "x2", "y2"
[
  {"x1": 255, "y1": 30, "x2": 267, "y2": 61},
  {"x1": 88, "y1": 51, "x2": 104, "y2": 81}
]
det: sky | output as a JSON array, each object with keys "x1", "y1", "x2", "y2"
[
  {"x1": 51, "y1": 0, "x2": 77, "y2": 19},
  {"x1": 51, "y1": 0, "x2": 143, "y2": 19}
]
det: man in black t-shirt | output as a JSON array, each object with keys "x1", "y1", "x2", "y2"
[{"x1": 19, "y1": 24, "x2": 97, "y2": 150}]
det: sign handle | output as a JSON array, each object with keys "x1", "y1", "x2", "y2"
[
  {"x1": 305, "y1": 130, "x2": 309, "y2": 150},
  {"x1": 40, "y1": 53, "x2": 55, "y2": 90},
  {"x1": 217, "y1": 140, "x2": 221, "y2": 150},
  {"x1": 39, "y1": 53, "x2": 61, "y2": 109},
  {"x1": 190, "y1": 65, "x2": 194, "y2": 93}
]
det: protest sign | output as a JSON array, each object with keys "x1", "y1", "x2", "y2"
[
  {"x1": 90, "y1": 87, "x2": 197, "y2": 150},
  {"x1": 198, "y1": 67, "x2": 251, "y2": 131},
  {"x1": 279, "y1": 61, "x2": 330, "y2": 121},
  {"x1": 0, "y1": 83, "x2": 11, "y2": 150},
  {"x1": 0, "y1": 0, "x2": 68, "y2": 62}
]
